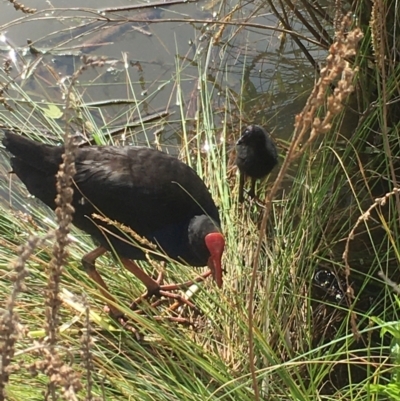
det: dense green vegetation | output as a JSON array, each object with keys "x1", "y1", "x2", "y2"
[{"x1": 1, "y1": 0, "x2": 400, "y2": 400}]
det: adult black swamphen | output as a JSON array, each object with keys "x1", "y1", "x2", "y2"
[
  {"x1": 235, "y1": 125, "x2": 278, "y2": 203},
  {"x1": 2, "y1": 131, "x2": 225, "y2": 317}
]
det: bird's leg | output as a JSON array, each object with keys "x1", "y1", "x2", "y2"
[
  {"x1": 121, "y1": 257, "x2": 168, "y2": 311},
  {"x1": 122, "y1": 256, "x2": 212, "y2": 312},
  {"x1": 147, "y1": 270, "x2": 212, "y2": 311},
  {"x1": 122, "y1": 259, "x2": 212, "y2": 293},
  {"x1": 165, "y1": 270, "x2": 213, "y2": 313},
  {"x1": 238, "y1": 172, "x2": 245, "y2": 203},
  {"x1": 248, "y1": 177, "x2": 256, "y2": 199},
  {"x1": 247, "y1": 178, "x2": 267, "y2": 206},
  {"x1": 121, "y1": 258, "x2": 161, "y2": 296},
  {"x1": 241, "y1": 177, "x2": 261, "y2": 204},
  {"x1": 82, "y1": 247, "x2": 123, "y2": 318}
]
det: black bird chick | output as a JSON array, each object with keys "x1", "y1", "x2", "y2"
[
  {"x1": 235, "y1": 125, "x2": 278, "y2": 203},
  {"x1": 2, "y1": 131, "x2": 225, "y2": 318}
]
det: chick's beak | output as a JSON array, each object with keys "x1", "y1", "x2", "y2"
[{"x1": 205, "y1": 232, "x2": 225, "y2": 288}]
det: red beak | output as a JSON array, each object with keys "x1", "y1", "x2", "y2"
[{"x1": 205, "y1": 232, "x2": 225, "y2": 288}]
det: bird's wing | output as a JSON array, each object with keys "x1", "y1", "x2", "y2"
[{"x1": 72, "y1": 146, "x2": 219, "y2": 236}]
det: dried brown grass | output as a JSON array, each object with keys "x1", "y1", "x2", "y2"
[
  {"x1": 0, "y1": 234, "x2": 52, "y2": 401},
  {"x1": 5, "y1": 0, "x2": 36, "y2": 14},
  {"x1": 0, "y1": 56, "x2": 114, "y2": 401}
]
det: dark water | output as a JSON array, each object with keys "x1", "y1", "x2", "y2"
[
  {"x1": 0, "y1": 0, "x2": 326, "y2": 229},
  {"x1": 0, "y1": 0, "x2": 331, "y2": 213},
  {"x1": 0, "y1": 0, "x2": 324, "y2": 149}
]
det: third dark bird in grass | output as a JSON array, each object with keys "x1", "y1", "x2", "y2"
[
  {"x1": 2, "y1": 131, "x2": 225, "y2": 320},
  {"x1": 235, "y1": 125, "x2": 278, "y2": 203}
]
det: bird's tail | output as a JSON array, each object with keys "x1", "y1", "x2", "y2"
[{"x1": 2, "y1": 131, "x2": 63, "y2": 174}]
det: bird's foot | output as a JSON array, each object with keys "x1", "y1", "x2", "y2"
[
  {"x1": 129, "y1": 287, "x2": 199, "y2": 313},
  {"x1": 129, "y1": 270, "x2": 212, "y2": 314},
  {"x1": 247, "y1": 188, "x2": 256, "y2": 199},
  {"x1": 249, "y1": 196, "x2": 266, "y2": 209},
  {"x1": 242, "y1": 189, "x2": 265, "y2": 208},
  {"x1": 128, "y1": 270, "x2": 164, "y2": 310}
]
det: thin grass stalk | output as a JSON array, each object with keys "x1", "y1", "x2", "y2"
[
  {"x1": 0, "y1": 233, "x2": 53, "y2": 401},
  {"x1": 175, "y1": 48, "x2": 191, "y2": 166},
  {"x1": 268, "y1": 0, "x2": 322, "y2": 72},
  {"x1": 370, "y1": 0, "x2": 400, "y2": 218},
  {"x1": 44, "y1": 56, "x2": 112, "y2": 399},
  {"x1": 45, "y1": 127, "x2": 76, "y2": 349},
  {"x1": 247, "y1": 15, "x2": 363, "y2": 399},
  {"x1": 5, "y1": 0, "x2": 36, "y2": 14},
  {"x1": 280, "y1": 0, "x2": 331, "y2": 46},
  {"x1": 43, "y1": 71, "x2": 79, "y2": 401}
]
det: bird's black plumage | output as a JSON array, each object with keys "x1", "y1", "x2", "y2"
[
  {"x1": 2, "y1": 132, "x2": 225, "y2": 308},
  {"x1": 2, "y1": 131, "x2": 221, "y2": 265},
  {"x1": 235, "y1": 125, "x2": 278, "y2": 202}
]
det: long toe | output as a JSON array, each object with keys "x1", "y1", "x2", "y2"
[
  {"x1": 158, "y1": 290, "x2": 197, "y2": 309},
  {"x1": 130, "y1": 272, "x2": 212, "y2": 313},
  {"x1": 129, "y1": 286, "x2": 162, "y2": 311}
]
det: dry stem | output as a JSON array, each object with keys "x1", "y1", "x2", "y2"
[
  {"x1": 247, "y1": 14, "x2": 363, "y2": 399},
  {"x1": 0, "y1": 233, "x2": 53, "y2": 401}
]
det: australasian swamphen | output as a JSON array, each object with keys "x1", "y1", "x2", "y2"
[
  {"x1": 2, "y1": 131, "x2": 225, "y2": 317},
  {"x1": 235, "y1": 125, "x2": 278, "y2": 203}
]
